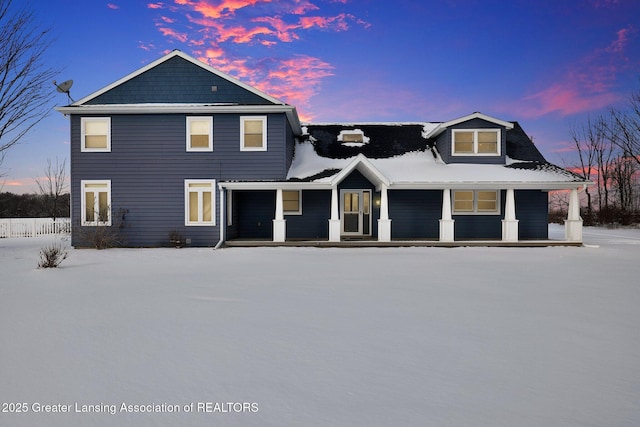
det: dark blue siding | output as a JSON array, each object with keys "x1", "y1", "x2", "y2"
[
  {"x1": 436, "y1": 118, "x2": 507, "y2": 164},
  {"x1": 235, "y1": 191, "x2": 274, "y2": 239},
  {"x1": 70, "y1": 113, "x2": 290, "y2": 246},
  {"x1": 87, "y1": 56, "x2": 273, "y2": 105},
  {"x1": 516, "y1": 190, "x2": 549, "y2": 239},
  {"x1": 453, "y1": 190, "x2": 505, "y2": 239},
  {"x1": 286, "y1": 190, "x2": 331, "y2": 239},
  {"x1": 388, "y1": 190, "x2": 441, "y2": 239}
]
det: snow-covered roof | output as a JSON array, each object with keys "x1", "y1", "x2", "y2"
[
  {"x1": 287, "y1": 122, "x2": 588, "y2": 190},
  {"x1": 286, "y1": 142, "x2": 583, "y2": 189}
]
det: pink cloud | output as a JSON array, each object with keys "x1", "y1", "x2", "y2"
[
  {"x1": 145, "y1": 0, "x2": 369, "y2": 118},
  {"x1": 107, "y1": 3, "x2": 119, "y2": 10},
  {"x1": 508, "y1": 26, "x2": 636, "y2": 119},
  {"x1": 157, "y1": 26, "x2": 189, "y2": 42}
]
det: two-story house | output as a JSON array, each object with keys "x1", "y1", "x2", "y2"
[{"x1": 56, "y1": 50, "x2": 589, "y2": 247}]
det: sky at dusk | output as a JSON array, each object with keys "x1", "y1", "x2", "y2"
[{"x1": 2, "y1": 0, "x2": 640, "y2": 193}]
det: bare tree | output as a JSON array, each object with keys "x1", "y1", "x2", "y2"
[
  {"x1": 0, "y1": 0, "x2": 57, "y2": 167},
  {"x1": 569, "y1": 118, "x2": 598, "y2": 216},
  {"x1": 608, "y1": 88, "x2": 640, "y2": 166},
  {"x1": 35, "y1": 157, "x2": 68, "y2": 221}
]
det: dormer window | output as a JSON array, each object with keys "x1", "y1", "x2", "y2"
[
  {"x1": 452, "y1": 129, "x2": 500, "y2": 155},
  {"x1": 338, "y1": 129, "x2": 369, "y2": 147}
]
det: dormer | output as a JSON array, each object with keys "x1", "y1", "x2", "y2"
[{"x1": 425, "y1": 113, "x2": 514, "y2": 164}]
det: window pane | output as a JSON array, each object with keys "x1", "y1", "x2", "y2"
[
  {"x1": 454, "y1": 191, "x2": 474, "y2": 211},
  {"x1": 85, "y1": 192, "x2": 95, "y2": 222},
  {"x1": 343, "y1": 133, "x2": 363, "y2": 142},
  {"x1": 478, "y1": 132, "x2": 498, "y2": 153},
  {"x1": 190, "y1": 120, "x2": 210, "y2": 134},
  {"x1": 190, "y1": 134, "x2": 210, "y2": 148},
  {"x1": 283, "y1": 200, "x2": 299, "y2": 211},
  {"x1": 189, "y1": 192, "x2": 199, "y2": 222},
  {"x1": 244, "y1": 120, "x2": 263, "y2": 134},
  {"x1": 363, "y1": 192, "x2": 370, "y2": 215},
  {"x1": 85, "y1": 121, "x2": 107, "y2": 135},
  {"x1": 283, "y1": 191, "x2": 299, "y2": 212},
  {"x1": 189, "y1": 183, "x2": 212, "y2": 188},
  {"x1": 477, "y1": 191, "x2": 498, "y2": 211},
  {"x1": 98, "y1": 192, "x2": 109, "y2": 222},
  {"x1": 202, "y1": 192, "x2": 212, "y2": 222},
  {"x1": 244, "y1": 134, "x2": 263, "y2": 148},
  {"x1": 84, "y1": 183, "x2": 108, "y2": 189},
  {"x1": 85, "y1": 135, "x2": 107, "y2": 149},
  {"x1": 454, "y1": 132, "x2": 474, "y2": 153}
]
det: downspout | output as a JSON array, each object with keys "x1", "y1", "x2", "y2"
[{"x1": 214, "y1": 184, "x2": 226, "y2": 249}]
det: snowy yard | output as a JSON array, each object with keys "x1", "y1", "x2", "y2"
[{"x1": 1, "y1": 225, "x2": 640, "y2": 427}]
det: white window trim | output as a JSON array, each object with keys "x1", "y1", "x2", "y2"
[
  {"x1": 451, "y1": 129, "x2": 501, "y2": 156},
  {"x1": 185, "y1": 179, "x2": 216, "y2": 226},
  {"x1": 186, "y1": 116, "x2": 213, "y2": 152},
  {"x1": 240, "y1": 116, "x2": 267, "y2": 151},
  {"x1": 283, "y1": 190, "x2": 302, "y2": 215},
  {"x1": 81, "y1": 117, "x2": 111, "y2": 152},
  {"x1": 452, "y1": 190, "x2": 501, "y2": 215},
  {"x1": 81, "y1": 180, "x2": 112, "y2": 226}
]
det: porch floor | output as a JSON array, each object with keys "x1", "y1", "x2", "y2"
[{"x1": 223, "y1": 239, "x2": 583, "y2": 248}]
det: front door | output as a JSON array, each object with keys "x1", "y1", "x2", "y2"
[{"x1": 341, "y1": 190, "x2": 371, "y2": 236}]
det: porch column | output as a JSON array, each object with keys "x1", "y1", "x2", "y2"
[
  {"x1": 219, "y1": 187, "x2": 226, "y2": 244},
  {"x1": 328, "y1": 187, "x2": 341, "y2": 242},
  {"x1": 565, "y1": 187, "x2": 583, "y2": 242},
  {"x1": 378, "y1": 184, "x2": 392, "y2": 242},
  {"x1": 501, "y1": 188, "x2": 519, "y2": 242},
  {"x1": 439, "y1": 189, "x2": 455, "y2": 242},
  {"x1": 273, "y1": 188, "x2": 286, "y2": 242}
]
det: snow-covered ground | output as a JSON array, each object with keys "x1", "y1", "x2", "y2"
[{"x1": 1, "y1": 224, "x2": 639, "y2": 427}]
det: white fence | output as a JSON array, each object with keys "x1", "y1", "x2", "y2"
[{"x1": 0, "y1": 218, "x2": 71, "y2": 238}]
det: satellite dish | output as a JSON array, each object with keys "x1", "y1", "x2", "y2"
[
  {"x1": 54, "y1": 79, "x2": 73, "y2": 93},
  {"x1": 53, "y1": 80, "x2": 75, "y2": 103}
]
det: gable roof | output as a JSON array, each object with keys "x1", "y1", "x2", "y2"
[
  {"x1": 424, "y1": 112, "x2": 515, "y2": 139},
  {"x1": 72, "y1": 50, "x2": 285, "y2": 106}
]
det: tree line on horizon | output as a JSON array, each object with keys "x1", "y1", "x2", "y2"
[{"x1": 552, "y1": 87, "x2": 640, "y2": 226}]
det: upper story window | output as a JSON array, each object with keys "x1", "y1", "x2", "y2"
[
  {"x1": 240, "y1": 116, "x2": 267, "y2": 151},
  {"x1": 453, "y1": 190, "x2": 499, "y2": 215},
  {"x1": 185, "y1": 180, "x2": 215, "y2": 226},
  {"x1": 283, "y1": 190, "x2": 302, "y2": 215},
  {"x1": 452, "y1": 129, "x2": 500, "y2": 156},
  {"x1": 187, "y1": 117, "x2": 213, "y2": 151},
  {"x1": 81, "y1": 180, "x2": 111, "y2": 226},
  {"x1": 81, "y1": 117, "x2": 111, "y2": 152}
]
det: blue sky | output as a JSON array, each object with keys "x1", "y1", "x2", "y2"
[{"x1": 2, "y1": 0, "x2": 639, "y2": 193}]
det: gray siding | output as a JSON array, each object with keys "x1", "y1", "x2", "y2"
[
  {"x1": 436, "y1": 118, "x2": 507, "y2": 164},
  {"x1": 388, "y1": 190, "x2": 441, "y2": 239},
  {"x1": 87, "y1": 56, "x2": 273, "y2": 105},
  {"x1": 70, "y1": 113, "x2": 290, "y2": 246}
]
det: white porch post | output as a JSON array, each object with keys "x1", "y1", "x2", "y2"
[
  {"x1": 501, "y1": 188, "x2": 519, "y2": 242},
  {"x1": 219, "y1": 187, "x2": 226, "y2": 244},
  {"x1": 273, "y1": 188, "x2": 286, "y2": 242},
  {"x1": 328, "y1": 187, "x2": 341, "y2": 242},
  {"x1": 378, "y1": 184, "x2": 392, "y2": 242},
  {"x1": 565, "y1": 187, "x2": 583, "y2": 242},
  {"x1": 439, "y1": 189, "x2": 455, "y2": 242}
]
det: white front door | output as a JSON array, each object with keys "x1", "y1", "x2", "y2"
[{"x1": 341, "y1": 190, "x2": 371, "y2": 236}]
